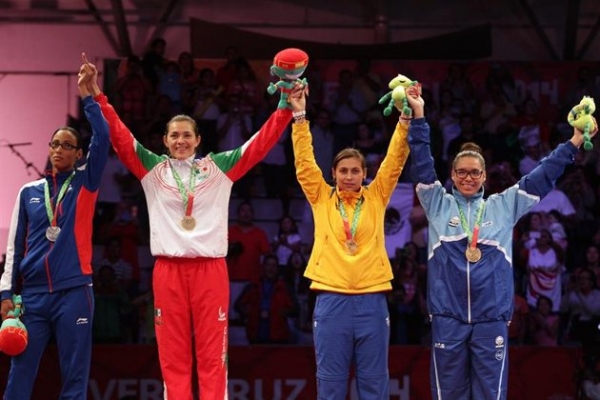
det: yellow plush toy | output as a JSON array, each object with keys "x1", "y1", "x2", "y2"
[
  {"x1": 568, "y1": 96, "x2": 595, "y2": 150},
  {"x1": 378, "y1": 74, "x2": 419, "y2": 116}
]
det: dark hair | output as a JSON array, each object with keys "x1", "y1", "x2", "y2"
[
  {"x1": 452, "y1": 141, "x2": 485, "y2": 170},
  {"x1": 278, "y1": 215, "x2": 299, "y2": 235},
  {"x1": 535, "y1": 295, "x2": 553, "y2": 310},
  {"x1": 165, "y1": 115, "x2": 199, "y2": 137},
  {"x1": 51, "y1": 126, "x2": 82, "y2": 149},
  {"x1": 237, "y1": 200, "x2": 253, "y2": 214}
]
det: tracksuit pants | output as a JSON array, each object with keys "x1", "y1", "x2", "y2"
[
  {"x1": 430, "y1": 316, "x2": 509, "y2": 400},
  {"x1": 4, "y1": 285, "x2": 94, "y2": 400},
  {"x1": 153, "y1": 256, "x2": 229, "y2": 400},
  {"x1": 313, "y1": 292, "x2": 390, "y2": 400}
]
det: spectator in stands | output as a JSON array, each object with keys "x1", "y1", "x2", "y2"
[
  {"x1": 227, "y1": 201, "x2": 271, "y2": 323},
  {"x1": 95, "y1": 147, "x2": 130, "y2": 236},
  {"x1": 388, "y1": 247, "x2": 426, "y2": 345},
  {"x1": 93, "y1": 265, "x2": 131, "y2": 344},
  {"x1": 96, "y1": 200, "x2": 142, "y2": 285},
  {"x1": 90, "y1": 61, "x2": 294, "y2": 399},
  {"x1": 190, "y1": 67, "x2": 223, "y2": 156},
  {"x1": 235, "y1": 255, "x2": 298, "y2": 344},
  {"x1": 446, "y1": 113, "x2": 489, "y2": 163},
  {"x1": 328, "y1": 68, "x2": 368, "y2": 155},
  {"x1": 96, "y1": 236, "x2": 134, "y2": 292},
  {"x1": 352, "y1": 121, "x2": 383, "y2": 158},
  {"x1": 226, "y1": 62, "x2": 261, "y2": 120},
  {"x1": 290, "y1": 82, "x2": 409, "y2": 398},
  {"x1": 272, "y1": 215, "x2": 302, "y2": 269},
  {"x1": 141, "y1": 37, "x2": 167, "y2": 92},
  {"x1": 217, "y1": 93, "x2": 253, "y2": 197},
  {"x1": 561, "y1": 267, "x2": 600, "y2": 367},
  {"x1": 311, "y1": 107, "x2": 335, "y2": 175},
  {"x1": 518, "y1": 134, "x2": 545, "y2": 176},
  {"x1": 525, "y1": 228, "x2": 564, "y2": 312},
  {"x1": 215, "y1": 45, "x2": 248, "y2": 90},
  {"x1": 440, "y1": 62, "x2": 478, "y2": 114},
  {"x1": 528, "y1": 295, "x2": 559, "y2": 346},
  {"x1": 283, "y1": 251, "x2": 313, "y2": 344},
  {"x1": 177, "y1": 51, "x2": 200, "y2": 115},
  {"x1": 405, "y1": 81, "x2": 596, "y2": 399},
  {"x1": 546, "y1": 209, "x2": 568, "y2": 250},
  {"x1": 157, "y1": 61, "x2": 183, "y2": 113},
  {"x1": 114, "y1": 55, "x2": 151, "y2": 135}
]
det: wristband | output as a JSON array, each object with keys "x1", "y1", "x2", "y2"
[{"x1": 292, "y1": 110, "x2": 306, "y2": 119}]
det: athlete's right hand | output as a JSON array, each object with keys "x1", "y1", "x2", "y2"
[{"x1": 1, "y1": 299, "x2": 15, "y2": 320}]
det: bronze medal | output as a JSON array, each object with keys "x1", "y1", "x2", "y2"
[
  {"x1": 346, "y1": 239, "x2": 358, "y2": 255},
  {"x1": 45, "y1": 226, "x2": 61, "y2": 242},
  {"x1": 181, "y1": 216, "x2": 196, "y2": 231},
  {"x1": 465, "y1": 247, "x2": 481, "y2": 263}
]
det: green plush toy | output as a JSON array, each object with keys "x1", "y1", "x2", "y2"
[
  {"x1": 568, "y1": 96, "x2": 595, "y2": 150},
  {"x1": 378, "y1": 74, "x2": 418, "y2": 116}
]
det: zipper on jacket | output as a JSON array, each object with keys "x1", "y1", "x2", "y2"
[{"x1": 466, "y1": 200, "x2": 472, "y2": 323}]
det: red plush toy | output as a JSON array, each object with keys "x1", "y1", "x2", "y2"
[{"x1": 0, "y1": 295, "x2": 28, "y2": 356}]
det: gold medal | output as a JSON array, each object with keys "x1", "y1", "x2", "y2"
[
  {"x1": 465, "y1": 247, "x2": 481, "y2": 263},
  {"x1": 181, "y1": 216, "x2": 196, "y2": 231},
  {"x1": 346, "y1": 239, "x2": 358, "y2": 255},
  {"x1": 46, "y1": 226, "x2": 61, "y2": 242}
]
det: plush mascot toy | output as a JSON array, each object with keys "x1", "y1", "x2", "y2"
[
  {"x1": 378, "y1": 74, "x2": 419, "y2": 116},
  {"x1": 267, "y1": 48, "x2": 309, "y2": 109},
  {"x1": 568, "y1": 96, "x2": 595, "y2": 150},
  {"x1": 0, "y1": 294, "x2": 28, "y2": 356}
]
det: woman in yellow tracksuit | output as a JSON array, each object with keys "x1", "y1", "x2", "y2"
[{"x1": 289, "y1": 88, "x2": 410, "y2": 399}]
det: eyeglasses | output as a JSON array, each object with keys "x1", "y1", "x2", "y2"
[
  {"x1": 454, "y1": 169, "x2": 483, "y2": 179},
  {"x1": 49, "y1": 141, "x2": 78, "y2": 151}
]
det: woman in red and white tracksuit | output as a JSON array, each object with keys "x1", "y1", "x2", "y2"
[{"x1": 90, "y1": 76, "x2": 294, "y2": 399}]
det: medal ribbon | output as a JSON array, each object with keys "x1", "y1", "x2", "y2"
[
  {"x1": 170, "y1": 160, "x2": 198, "y2": 217},
  {"x1": 44, "y1": 171, "x2": 76, "y2": 227},
  {"x1": 338, "y1": 196, "x2": 363, "y2": 242},
  {"x1": 456, "y1": 199, "x2": 485, "y2": 250}
]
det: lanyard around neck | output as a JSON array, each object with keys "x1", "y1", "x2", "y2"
[
  {"x1": 338, "y1": 196, "x2": 364, "y2": 240},
  {"x1": 44, "y1": 171, "x2": 75, "y2": 227},
  {"x1": 456, "y1": 199, "x2": 485, "y2": 246},
  {"x1": 169, "y1": 160, "x2": 199, "y2": 216}
]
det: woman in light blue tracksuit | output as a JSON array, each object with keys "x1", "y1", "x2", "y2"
[{"x1": 403, "y1": 85, "x2": 597, "y2": 400}]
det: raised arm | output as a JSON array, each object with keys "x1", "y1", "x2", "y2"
[
  {"x1": 77, "y1": 53, "x2": 110, "y2": 190},
  {"x1": 86, "y1": 61, "x2": 164, "y2": 180},
  {"x1": 212, "y1": 91, "x2": 294, "y2": 181},
  {"x1": 369, "y1": 107, "x2": 410, "y2": 204},
  {"x1": 518, "y1": 117, "x2": 598, "y2": 197},
  {"x1": 405, "y1": 86, "x2": 437, "y2": 185},
  {"x1": 288, "y1": 85, "x2": 329, "y2": 204}
]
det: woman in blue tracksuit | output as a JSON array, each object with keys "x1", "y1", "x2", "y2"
[
  {"x1": 0, "y1": 56, "x2": 109, "y2": 400},
  {"x1": 404, "y1": 85, "x2": 596, "y2": 400}
]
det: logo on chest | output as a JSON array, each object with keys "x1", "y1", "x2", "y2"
[{"x1": 448, "y1": 216, "x2": 460, "y2": 227}]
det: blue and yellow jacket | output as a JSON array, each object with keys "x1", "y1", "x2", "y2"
[
  {"x1": 293, "y1": 120, "x2": 409, "y2": 293},
  {"x1": 0, "y1": 96, "x2": 110, "y2": 299},
  {"x1": 409, "y1": 118, "x2": 578, "y2": 323}
]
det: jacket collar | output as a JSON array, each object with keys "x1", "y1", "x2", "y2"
[{"x1": 451, "y1": 185, "x2": 484, "y2": 206}]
